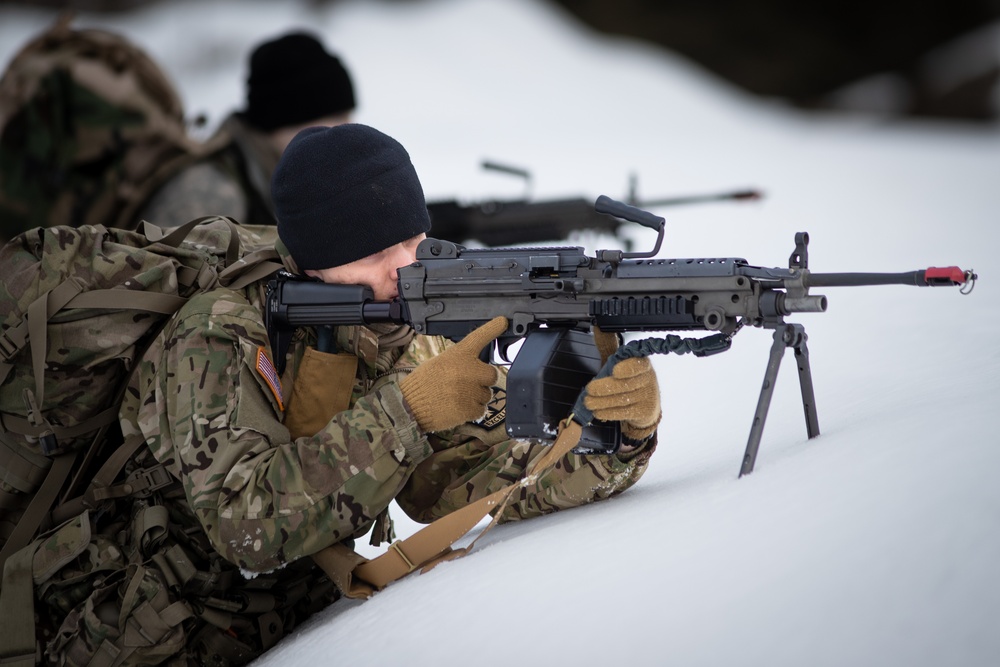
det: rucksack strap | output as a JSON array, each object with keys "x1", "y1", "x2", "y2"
[
  {"x1": 0, "y1": 533, "x2": 41, "y2": 666},
  {"x1": 312, "y1": 419, "x2": 584, "y2": 598},
  {"x1": 218, "y1": 247, "x2": 282, "y2": 290},
  {"x1": 83, "y1": 433, "x2": 167, "y2": 507},
  {"x1": 141, "y1": 216, "x2": 282, "y2": 290},
  {"x1": 143, "y1": 215, "x2": 236, "y2": 252},
  {"x1": 0, "y1": 437, "x2": 51, "y2": 505},
  {"x1": 0, "y1": 449, "x2": 78, "y2": 577},
  {"x1": 1, "y1": 280, "x2": 185, "y2": 453}
]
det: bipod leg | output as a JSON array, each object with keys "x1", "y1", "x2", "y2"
[
  {"x1": 739, "y1": 323, "x2": 820, "y2": 477},
  {"x1": 792, "y1": 325, "x2": 820, "y2": 441}
]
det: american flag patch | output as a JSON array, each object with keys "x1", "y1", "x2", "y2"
[{"x1": 255, "y1": 346, "x2": 284, "y2": 411}]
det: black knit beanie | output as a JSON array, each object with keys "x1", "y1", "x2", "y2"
[
  {"x1": 244, "y1": 32, "x2": 356, "y2": 131},
  {"x1": 272, "y1": 124, "x2": 431, "y2": 270}
]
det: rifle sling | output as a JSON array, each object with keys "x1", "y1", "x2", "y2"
[{"x1": 312, "y1": 419, "x2": 584, "y2": 597}]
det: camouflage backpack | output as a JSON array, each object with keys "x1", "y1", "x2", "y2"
[
  {"x1": 0, "y1": 15, "x2": 202, "y2": 244},
  {"x1": 0, "y1": 219, "x2": 284, "y2": 665}
]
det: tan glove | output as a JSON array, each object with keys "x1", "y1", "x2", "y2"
[
  {"x1": 583, "y1": 355, "x2": 661, "y2": 441},
  {"x1": 592, "y1": 325, "x2": 620, "y2": 366},
  {"x1": 400, "y1": 316, "x2": 507, "y2": 433}
]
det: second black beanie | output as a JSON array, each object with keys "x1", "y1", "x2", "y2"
[{"x1": 245, "y1": 32, "x2": 355, "y2": 131}]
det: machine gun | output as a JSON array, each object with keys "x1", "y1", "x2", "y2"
[
  {"x1": 425, "y1": 161, "x2": 760, "y2": 246},
  {"x1": 265, "y1": 196, "x2": 976, "y2": 476}
]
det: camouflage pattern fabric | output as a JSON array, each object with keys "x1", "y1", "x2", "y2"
[
  {"x1": 0, "y1": 220, "x2": 275, "y2": 458},
  {"x1": 119, "y1": 260, "x2": 656, "y2": 575},
  {"x1": 30, "y1": 489, "x2": 337, "y2": 665}
]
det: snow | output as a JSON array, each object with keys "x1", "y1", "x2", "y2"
[{"x1": 3, "y1": 1, "x2": 998, "y2": 665}]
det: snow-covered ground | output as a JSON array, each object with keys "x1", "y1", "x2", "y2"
[{"x1": 2, "y1": 1, "x2": 998, "y2": 665}]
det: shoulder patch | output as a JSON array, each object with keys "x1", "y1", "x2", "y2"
[{"x1": 255, "y1": 346, "x2": 284, "y2": 411}]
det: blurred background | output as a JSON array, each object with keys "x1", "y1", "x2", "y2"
[{"x1": 4, "y1": 0, "x2": 1000, "y2": 122}]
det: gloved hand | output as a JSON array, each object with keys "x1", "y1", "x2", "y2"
[
  {"x1": 583, "y1": 354, "x2": 661, "y2": 442},
  {"x1": 591, "y1": 325, "x2": 620, "y2": 366},
  {"x1": 400, "y1": 316, "x2": 507, "y2": 433}
]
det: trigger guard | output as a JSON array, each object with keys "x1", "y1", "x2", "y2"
[{"x1": 496, "y1": 335, "x2": 520, "y2": 363}]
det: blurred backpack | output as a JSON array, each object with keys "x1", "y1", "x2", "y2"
[{"x1": 0, "y1": 15, "x2": 201, "y2": 243}]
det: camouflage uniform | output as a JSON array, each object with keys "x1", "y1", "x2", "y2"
[
  {"x1": 139, "y1": 114, "x2": 279, "y2": 228},
  {"x1": 119, "y1": 249, "x2": 656, "y2": 576}
]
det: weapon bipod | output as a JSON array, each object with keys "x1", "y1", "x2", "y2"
[{"x1": 739, "y1": 322, "x2": 820, "y2": 477}]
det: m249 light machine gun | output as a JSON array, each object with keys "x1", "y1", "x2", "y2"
[{"x1": 266, "y1": 196, "x2": 976, "y2": 476}]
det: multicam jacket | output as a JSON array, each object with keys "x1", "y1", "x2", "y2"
[{"x1": 119, "y1": 253, "x2": 657, "y2": 575}]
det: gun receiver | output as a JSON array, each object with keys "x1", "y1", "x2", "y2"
[{"x1": 266, "y1": 196, "x2": 976, "y2": 475}]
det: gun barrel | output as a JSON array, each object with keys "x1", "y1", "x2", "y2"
[
  {"x1": 640, "y1": 189, "x2": 763, "y2": 208},
  {"x1": 808, "y1": 271, "x2": 926, "y2": 287}
]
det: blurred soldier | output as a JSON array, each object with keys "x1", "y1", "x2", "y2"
[{"x1": 140, "y1": 31, "x2": 356, "y2": 227}]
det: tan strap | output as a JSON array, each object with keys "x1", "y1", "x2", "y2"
[
  {"x1": 310, "y1": 543, "x2": 373, "y2": 600},
  {"x1": 26, "y1": 286, "x2": 66, "y2": 413},
  {"x1": 0, "y1": 538, "x2": 40, "y2": 666},
  {"x1": 218, "y1": 247, "x2": 282, "y2": 290},
  {"x1": 142, "y1": 217, "x2": 281, "y2": 292},
  {"x1": 142, "y1": 215, "x2": 225, "y2": 247},
  {"x1": 313, "y1": 419, "x2": 583, "y2": 596},
  {"x1": 78, "y1": 434, "x2": 151, "y2": 504},
  {"x1": 0, "y1": 439, "x2": 52, "y2": 494},
  {"x1": 48, "y1": 432, "x2": 147, "y2": 528},
  {"x1": 0, "y1": 319, "x2": 27, "y2": 364},
  {"x1": 1, "y1": 242, "x2": 188, "y2": 435},
  {"x1": 63, "y1": 289, "x2": 187, "y2": 314},
  {"x1": 143, "y1": 215, "x2": 243, "y2": 265},
  {"x1": 1, "y1": 405, "x2": 119, "y2": 440},
  {"x1": 14, "y1": 278, "x2": 90, "y2": 441},
  {"x1": 0, "y1": 279, "x2": 81, "y2": 391},
  {"x1": 0, "y1": 451, "x2": 77, "y2": 575}
]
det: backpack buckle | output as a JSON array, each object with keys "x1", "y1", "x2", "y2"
[
  {"x1": 126, "y1": 464, "x2": 175, "y2": 498},
  {"x1": 0, "y1": 329, "x2": 19, "y2": 361}
]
